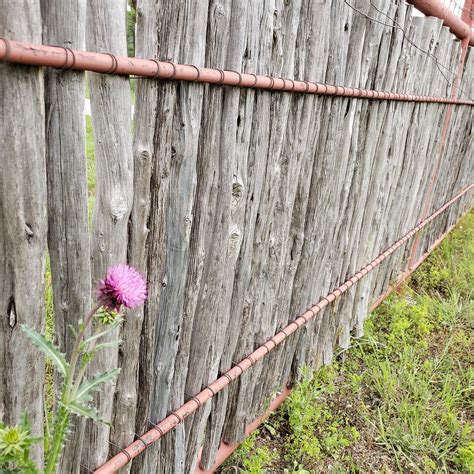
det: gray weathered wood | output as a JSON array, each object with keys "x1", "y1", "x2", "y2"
[
  {"x1": 40, "y1": 1, "x2": 88, "y2": 471},
  {"x1": 130, "y1": 1, "x2": 209, "y2": 472},
  {"x1": 201, "y1": 0, "x2": 265, "y2": 465},
  {"x1": 82, "y1": 0, "x2": 134, "y2": 469},
  {"x1": 0, "y1": 0, "x2": 47, "y2": 466},
  {"x1": 176, "y1": 1, "x2": 253, "y2": 470},
  {"x1": 125, "y1": 0, "x2": 163, "y2": 470},
  {"x1": 1, "y1": 1, "x2": 473, "y2": 472}
]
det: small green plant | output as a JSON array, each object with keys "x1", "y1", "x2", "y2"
[
  {"x1": 456, "y1": 441, "x2": 474, "y2": 472},
  {"x1": 223, "y1": 430, "x2": 278, "y2": 474},
  {"x1": 0, "y1": 414, "x2": 41, "y2": 473},
  {"x1": 242, "y1": 444, "x2": 277, "y2": 474},
  {"x1": 280, "y1": 364, "x2": 361, "y2": 465},
  {"x1": 284, "y1": 367, "x2": 324, "y2": 461},
  {"x1": 283, "y1": 461, "x2": 310, "y2": 473},
  {"x1": 0, "y1": 264, "x2": 147, "y2": 473}
]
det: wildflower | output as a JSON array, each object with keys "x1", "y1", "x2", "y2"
[{"x1": 97, "y1": 264, "x2": 147, "y2": 312}]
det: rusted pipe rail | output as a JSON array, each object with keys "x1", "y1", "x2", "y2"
[
  {"x1": 195, "y1": 386, "x2": 292, "y2": 473},
  {"x1": 407, "y1": 0, "x2": 474, "y2": 46},
  {"x1": 95, "y1": 184, "x2": 473, "y2": 473},
  {"x1": 195, "y1": 209, "x2": 470, "y2": 474},
  {"x1": 0, "y1": 39, "x2": 473, "y2": 105},
  {"x1": 197, "y1": 206, "x2": 471, "y2": 473},
  {"x1": 408, "y1": 0, "x2": 472, "y2": 268}
]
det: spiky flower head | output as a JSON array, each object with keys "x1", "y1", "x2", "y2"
[
  {"x1": 0, "y1": 425, "x2": 31, "y2": 456},
  {"x1": 97, "y1": 264, "x2": 147, "y2": 312},
  {"x1": 95, "y1": 306, "x2": 122, "y2": 325}
]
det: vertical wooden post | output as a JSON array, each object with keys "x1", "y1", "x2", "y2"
[
  {"x1": 41, "y1": 0, "x2": 89, "y2": 471},
  {"x1": 0, "y1": 0, "x2": 47, "y2": 466},
  {"x1": 198, "y1": 0, "x2": 271, "y2": 466},
  {"x1": 130, "y1": 0, "x2": 209, "y2": 471},
  {"x1": 82, "y1": 0, "x2": 134, "y2": 469},
  {"x1": 126, "y1": 0, "x2": 163, "y2": 469}
]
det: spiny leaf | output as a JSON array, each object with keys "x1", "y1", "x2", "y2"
[
  {"x1": 93, "y1": 340, "x2": 123, "y2": 352},
  {"x1": 21, "y1": 325, "x2": 69, "y2": 377},
  {"x1": 80, "y1": 318, "x2": 123, "y2": 348},
  {"x1": 66, "y1": 401, "x2": 110, "y2": 426},
  {"x1": 75, "y1": 368, "x2": 121, "y2": 403},
  {"x1": 77, "y1": 393, "x2": 93, "y2": 405},
  {"x1": 66, "y1": 401, "x2": 100, "y2": 421}
]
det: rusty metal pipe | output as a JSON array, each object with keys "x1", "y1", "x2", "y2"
[
  {"x1": 408, "y1": 0, "x2": 471, "y2": 269},
  {"x1": 194, "y1": 386, "x2": 291, "y2": 473},
  {"x1": 0, "y1": 39, "x2": 473, "y2": 105},
  {"x1": 94, "y1": 184, "x2": 473, "y2": 473},
  {"x1": 461, "y1": 0, "x2": 473, "y2": 26},
  {"x1": 407, "y1": 0, "x2": 474, "y2": 46},
  {"x1": 369, "y1": 209, "x2": 469, "y2": 312},
  {"x1": 195, "y1": 209, "x2": 469, "y2": 474}
]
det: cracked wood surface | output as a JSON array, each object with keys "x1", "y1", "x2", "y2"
[
  {"x1": 0, "y1": 1, "x2": 472, "y2": 472},
  {"x1": 41, "y1": 1, "x2": 89, "y2": 471},
  {"x1": 0, "y1": 0, "x2": 47, "y2": 466},
  {"x1": 83, "y1": 0, "x2": 134, "y2": 469}
]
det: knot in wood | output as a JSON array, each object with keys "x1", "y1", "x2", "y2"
[{"x1": 232, "y1": 182, "x2": 243, "y2": 206}]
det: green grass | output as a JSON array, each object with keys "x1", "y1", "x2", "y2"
[
  {"x1": 44, "y1": 258, "x2": 55, "y2": 442},
  {"x1": 222, "y1": 210, "x2": 474, "y2": 473},
  {"x1": 85, "y1": 114, "x2": 96, "y2": 222},
  {"x1": 235, "y1": 431, "x2": 279, "y2": 474}
]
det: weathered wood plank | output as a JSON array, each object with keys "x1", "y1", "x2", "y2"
[
  {"x1": 83, "y1": 0, "x2": 134, "y2": 469},
  {"x1": 40, "y1": 0, "x2": 88, "y2": 471},
  {"x1": 174, "y1": 1, "x2": 251, "y2": 471},
  {"x1": 0, "y1": 0, "x2": 47, "y2": 466},
  {"x1": 220, "y1": 0, "x2": 277, "y2": 444},
  {"x1": 201, "y1": 0, "x2": 267, "y2": 465},
  {"x1": 131, "y1": 1, "x2": 210, "y2": 472},
  {"x1": 126, "y1": 0, "x2": 163, "y2": 470},
  {"x1": 245, "y1": 0, "x2": 313, "y2": 425}
]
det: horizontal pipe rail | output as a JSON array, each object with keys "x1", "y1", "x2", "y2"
[
  {"x1": 197, "y1": 207, "x2": 469, "y2": 472},
  {"x1": 369, "y1": 212, "x2": 468, "y2": 312},
  {"x1": 0, "y1": 39, "x2": 473, "y2": 105},
  {"x1": 95, "y1": 183, "x2": 473, "y2": 473},
  {"x1": 195, "y1": 386, "x2": 292, "y2": 473},
  {"x1": 407, "y1": 0, "x2": 474, "y2": 46}
]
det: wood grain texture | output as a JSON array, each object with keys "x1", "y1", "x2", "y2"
[
  {"x1": 0, "y1": 0, "x2": 47, "y2": 466},
  {"x1": 2, "y1": 1, "x2": 472, "y2": 472},
  {"x1": 125, "y1": 0, "x2": 162, "y2": 470},
  {"x1": 202, "y1": 1, "x2": 266, "y2": 465},
  {"x1": 130, "y1": 1, "x2": 210, "y2": 472},
  {"x1": 82, "y1": 0, "x2": 134, "y2": 469},
  {"x1": 41, "y1": 1, "x2": 88, "y2": 471}
]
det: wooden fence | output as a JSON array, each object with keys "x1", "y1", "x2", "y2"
[{"x1": 0, "y1": 0, "x2": 472, "y2": 472}]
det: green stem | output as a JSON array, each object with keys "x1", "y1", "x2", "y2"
[
  {"x1": 71, "y1": 323, "x2": 104, "y2": 398},
  {"x1": 66, "y1": 303, "x2": 101, "y2": 395},
  {"x1": 44, "y1": 303, "x2": 101, "y2": 473},
  {"x1": 44, "y1": 406, "x2": 69, "y2": 474}
]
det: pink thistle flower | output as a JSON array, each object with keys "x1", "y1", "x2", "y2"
[{"x1": 97, "y1": 264, "x2": 147, "y2": 312}]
